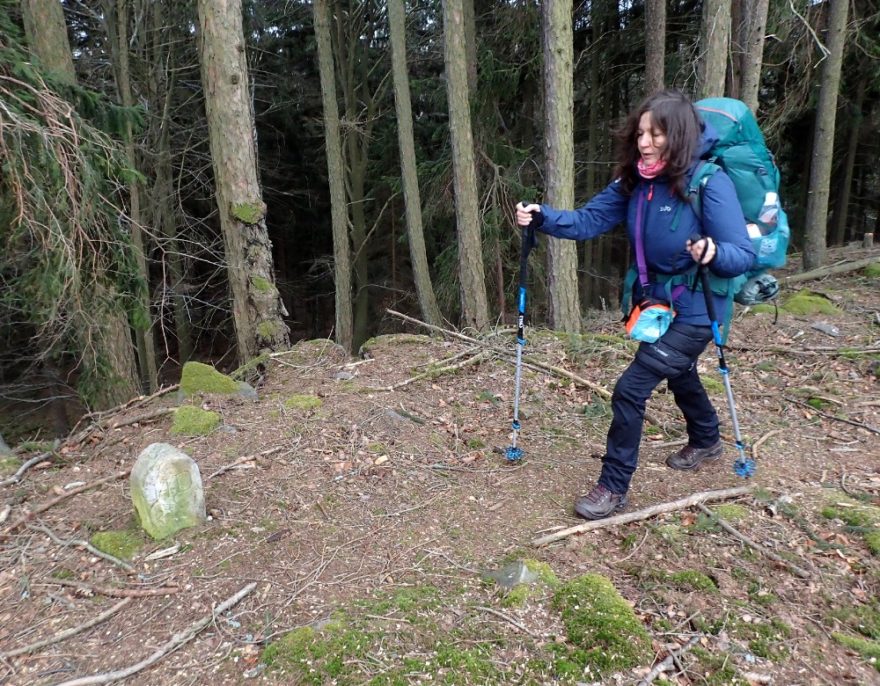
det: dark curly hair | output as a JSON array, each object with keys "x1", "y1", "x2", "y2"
[{"x1": 612, "y1": 89, "x2": 703, "y2": 199}]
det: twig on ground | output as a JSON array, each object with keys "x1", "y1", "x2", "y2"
[
  {"x1": 370, "y1": 351, "x2": 490, "y2": 392},
  {"x1": 751, "y1": 428, "x2": 785, "y2": 461},
  {"x1": 474, "y1": 606, "x2": 538, "y2": 637},
  {"x1": 531, "y1": 486, "x2": 752, "y2": 546},
  {"x1": 107, "y1": 407, "x2": 174, "y2": 430},
  {"x1": 0, "y1": 598, "x2": 131, "y2": 659},
  {"x1": 1, "y1": 451, "x2": 55, "y2": 487},
  {"x1": 39, "y1": 578, "x2": 179, "y2": 598},
  {"x1": 207, "y1": 447, "x2": 283, "y2": 479},
  {"x1": 696, "y1": 503, "x2": 811, "y2": 579},
  {"x1": 1, "y1": 469, "x2": 131, "y2": 537},
  {"x1": 784, "y1": 395, "x2": 880, "y2": 435},
  {"x1": 66, "y1": 386, "x2": 179, "y2": 446},
  {"x1": 840, "y1": 471, "x2": 858, "y2": 498},
  {"x1": 29, "y1": 524, "x2": 134, "y2": 572},
  {"x1": 637, "y1": 634, "x2": 701, "y2": 686},
  {"x1": 612, "y1": 529, "x2": 650, "y2": 564},
  {"x1": 52, "y1": 582, "x2": 256, "y2": 686}
]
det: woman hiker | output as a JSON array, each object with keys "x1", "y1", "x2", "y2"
[{"x1": 516, "y1": 89, "x2": 755, "y2": 521}]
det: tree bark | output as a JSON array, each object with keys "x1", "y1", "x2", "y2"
[
  {"x1": 832, "y1": 75, "x2": 866, "y2": 246},
  {"x1": 104, "y1": 0, "x2": 158, "y2": 393},
  {"x1": 388, "y1": 0, "x2": 443, "y2": 327},
  {"x1": 442, "y1": 0, "x2": 489, "y2": 331},
  {"x1": 543, "y1": 0, "x2": 580, "y2": 332},
  {"x1": 739, "y1": 0, "x2": 769, "y2": 112},
  {"x1": 698, "y1": 0, "x2": 731, "y2": 99},
  {"x1": 313, "y1": 0, "x2": 353, "y2": 352},
  {"x1": 644, "y1": 0, "x2": 666, "y2": 94},
  {"x1": 20, "y1": 0, "x2": 76, "y2": 84},
  {"x1": 803, "y1": 0, "x2": 849, "y2": 270},
  {"x1": 197, "y1": 0, "x2": 290, "y2": 362}
]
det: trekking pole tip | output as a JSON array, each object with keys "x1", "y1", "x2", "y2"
[
  {"x1": 734, "y1": 457, "x2": 756, "y2": 478},
  {"x1": 505, "y1": 446, "x2": 523, "y2": 462}
]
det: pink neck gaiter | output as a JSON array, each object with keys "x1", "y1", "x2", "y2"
[{"x1": 637, "y1": 158, "x2": 667, "y2": 179}]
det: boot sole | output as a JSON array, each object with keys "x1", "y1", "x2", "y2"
[
  {"x1": 574, "y1": 498, "x2": 628, "y2": 521},
  {"x1": 665, "y1": 452, "x2": 723, "y2": 471}
]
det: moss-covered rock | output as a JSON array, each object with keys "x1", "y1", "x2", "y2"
[
  {"x1": 171, "y1": 406, "x2": 220, "y2": 436},
  {"x1": 90, "y1": 529, "x2": 143, "y2": 561},
  {"x1": 783, "y1": 291, "x2": 840, "y2": 316},
  {"x1": 180, "y1": 361, "x2": 239, "y2": 395},
  {"x1": 284, "y1": 394, "x2": 323, "y2": 411},
  {"x1": 551, "y1": 573, "x2": 652, "y2": 678}
]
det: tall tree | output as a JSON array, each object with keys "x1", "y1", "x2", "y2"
[
  {"x1": 738, "y1": 0, "x2": 770, "y2": 112},
  {"x1": 313, "y1": 0, "x2": 353, "y2": 352},
  {"x1": 388, "y1": 0, "x2": 443, "y2": 327},
  {"x1": 644, "y1": 0, "x2": 666, "y2": 94},
  {"x1": 197, "y1": 0, "x2": 290, "y2": 362},
  {"x1": 832, "y1": 74, "x2": 866, "y2": 246},
  {"x1": 803, "y1": 0, "x2": 849, "y2": 269},
  {"x1": 442, "y1": 0, "x2": 489, "y2": 330},
  {"x1": 103, "y1": 0, "x2": 158, "y2": 392},
  {"x1": 698, "y1": 0, "x2": 731, "y2": 98},
  {"x1": 543, "y1": 0, "x2": 580, "y2": 332},
  {"x1": 20, "y1": 0, "x2": 75, "y2": 83}
]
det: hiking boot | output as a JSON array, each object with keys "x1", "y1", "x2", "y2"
[
  {"x1": 665, "y1": 441, "x2": 723, "y2": 471},
  {"x1": 574, "y1": 483, "x2": 628, "y2": 520}
]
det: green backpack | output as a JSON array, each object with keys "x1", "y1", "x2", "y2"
[{"x1": 689, "y1": 98, "x2": 790, "y2": 305}]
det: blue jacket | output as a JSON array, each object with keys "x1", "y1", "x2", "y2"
[{"x1": 537, "y1": 127, "x2": 756, "y2": 326}]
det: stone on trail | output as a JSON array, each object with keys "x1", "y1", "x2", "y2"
[
  {"x1": 481, "y1": 560, "x2": 541, "y2": 590},
  {"x1": 131, "y1": 443, "x2": 206, "y2": 540}
]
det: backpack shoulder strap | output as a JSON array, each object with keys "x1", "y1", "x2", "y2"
[{"x1": 671, "y1": 160, "x2": 720, "y2": 232}]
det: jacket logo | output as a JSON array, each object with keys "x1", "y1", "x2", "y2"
[{"x1": 659, "y1": 205, "x2": 672, "y2": 213}]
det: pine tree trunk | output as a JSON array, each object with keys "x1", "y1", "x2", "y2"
[
  {"x1": 388, "y1": 0, "x2": 443, "y2": 327},
  {"x1": 644, "y1": 0, "x2": 666, "y2": 94},
  {"x1": 832, "y1": 76, "x2": 866, "y2": 246},
  {"x1": 197, "y1": 0, "x2": 290, "y2": 362},
  {"x1": 106, "y1": 0, "x2": 158, "y2": 393},
  {"x1": 442, "y1": 0, "x2": 489, "y2": 331},
  {"x1": 20, "y1": 0, "x2": 76, "y2": 83},
  {"x1": 739, "y1": 0, "x2": 769, "y2": 112},
  {"x1": 313, "y1": 0, "x2": 353, "y2": 352},
  {"x1": 543, "y1": 0, "x2": 580, "y2": 332},
  {"x1": 698, "y1": 0, "x2": 731, "y2": 99},
  {"x1": 803, "y1": 0, "x2": 849, "y2": 270}
]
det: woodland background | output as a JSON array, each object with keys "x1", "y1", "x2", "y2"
[{"x1": 0, "y1": 0, "x2": 878, "y2": 442}]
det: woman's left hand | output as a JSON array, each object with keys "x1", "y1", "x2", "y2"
[{"x1": 686, "y1": 236, "x2": 716, "y2": 265}]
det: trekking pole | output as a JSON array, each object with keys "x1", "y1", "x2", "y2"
[
  {"x1": 692, "y1": 236, "x2": 756, "y2": 478},
  {"x1": 505, "y1": 204, "x2": 539, "y2": 462}
]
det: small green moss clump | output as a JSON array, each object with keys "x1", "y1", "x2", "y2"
[
  {"x1": 171, "y1": 406, "x2": 220, "y2": 436},
  {"x1": 251, "y1": 276, "x2": 274, "y2": 293},
  {"x1": 90, "y1": 530, "x2": 143, "y2": 561},
  {"x1": 284, "y1": 394, "x2": 323, "y2": 411},
  {"x1": 231, "y1": 202, "x2": 265, "y2": 224},
  {"x1": 714, "y1": 504, "x2": 748, "y2": 522},
  {"x1": 701, "y1": 376, "x2": 724, "y2": 394},
  {"x1": 256, "y1": 320, "x2": 283, "y2": 340},
  {"x1": 833, "y1": 633, "x2": 880, "y2": 671},
  {"x1": 0, "y1": 455, "x2": 21, "y2": 476},
  {"x1": 551, "y1": 573, "x2": 652, "y2": 677},
  {"x1": 866, "y1": 531, "x2": 880, "y2": 556},
  {"x1": 180, "y1": 361, "x2": 239, "y2": 395},
  {"x1": 261, "y1": 621, "x2": 370, "y2": 683},
  {"x1": 669, "y1": 570, "x2": 718, "y2": 592},
  {"x1": 783, "y1": 291, "x2": 840, "y2": 316},
  {"x1": 863, "y1": 262, "x2": 880, "y2": 278}
]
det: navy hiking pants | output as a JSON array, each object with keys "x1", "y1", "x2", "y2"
[{"x1": 598, "y1": 321, "x2": 719, "y2": 495}]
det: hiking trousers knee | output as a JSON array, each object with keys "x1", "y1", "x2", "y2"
[{"x1": 598, "y1": 322, "x2": 719, "y2": 495}]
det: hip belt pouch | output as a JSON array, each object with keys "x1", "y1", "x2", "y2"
[{"x1": 624, "y1": 298, "x2": 675, "y2": 343}]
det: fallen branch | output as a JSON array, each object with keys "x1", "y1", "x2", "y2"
[
  {"x1": 784, "y1": 395, "x2": 880, "y2": 435},
  {"x1": 387, "y1": 309, "x2": 612, "y2": 399},
  {"x1": 1, "y1": 469, "x2": 131, "y2": 537},
  {"x1": 781, "y1": 255, "x2": 879, "y2": 284},
  {"x1": 370, "y1": 351, "x2": 491, "y2": 392},
  {"x1": 0, "y1": 451, "x2": 55, "y2": 487},
  {"x1": 637, "y1": 635, "x2": 701, "y2": 686},
  {"x1": 66, "y1": 386, "x2": 179, "y2": 447},
  {"x1": 53, "y1": 582, "x2": 256, "y2": 686},
  {"x1": 531, "y1": 486, "x2": 752, "y2": 546},
  {"x1": 1, "y1": 598, "x2": 131, "y2": 659},
  {"x1": 107, "y1": 407, "x2": 174, "y2": 430},
  {"x1": 40, "y1": 578, "x2": 179, "y2": 598},
  {"x1": 696, "y1": 503, "x2": 811, "y2": 579},
  {"x1": 475, "y1": 606, "x2": 538, "y2": 637},
  {"x1": 751, "y1": 428, "x2": 785, "y2": 461},
  {"x1": 29, "y1": 524, "x2": 134, "y2": 573},
  {"x1": 207, "y1": 446, "x2": 283, "y2": 479}
]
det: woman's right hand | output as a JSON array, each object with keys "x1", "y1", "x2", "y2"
[{"x1": 516, "y1": 202, "x2": 542, "y2": 227}]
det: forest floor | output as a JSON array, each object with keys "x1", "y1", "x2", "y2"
[{"x1": 1, "y1": 246, "x2": 879, "y2": 686}]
